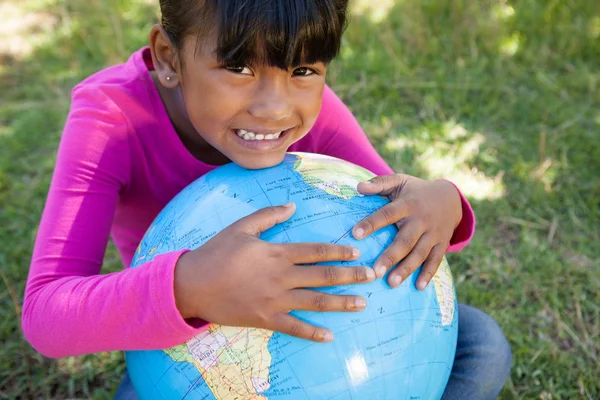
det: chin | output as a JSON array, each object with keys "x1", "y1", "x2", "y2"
[{"x1": 230, "y1": 152, "x2": 286, "y2": 170}]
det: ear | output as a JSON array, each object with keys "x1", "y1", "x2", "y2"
[{"x1": 148, "y1": 24, "x2": 181, "y2": 88}]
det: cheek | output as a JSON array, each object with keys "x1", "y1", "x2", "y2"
[
  {"x1": 300, "y1": 88, "x2": 325, "y2": 125},
  {"x1": 183, "y1": 83, "x2": 242, "y2": 126}
]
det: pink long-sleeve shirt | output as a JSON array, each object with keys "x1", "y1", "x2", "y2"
[{"x1": 22, "y1": 47, "x2": 475, "y2": 358}]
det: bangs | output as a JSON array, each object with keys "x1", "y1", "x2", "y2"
[{"x1": 204, "y1": 0, "x2": 348, "y2": 68}]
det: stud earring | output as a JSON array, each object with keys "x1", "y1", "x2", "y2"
[{"x1": 166, "y1": 76, "x2": 172, "y2": 81}]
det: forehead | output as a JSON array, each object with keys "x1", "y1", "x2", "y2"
[
  {"x1": 180, "y1": 1, "x2": 343, "y2": 69},
  {"x1": 185, "y1": 32, "x2": 307, "y2": 70}
]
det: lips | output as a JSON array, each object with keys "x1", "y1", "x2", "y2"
[
  {"x1": 235, "y1": 129, "x2": 283, "y2": 141},
  {"x1": 230, "y1": 127, "x2": 294, "y2": 151}
]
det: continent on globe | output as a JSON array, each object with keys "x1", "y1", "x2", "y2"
[
  {"x1": 293, "y1": 153, "x2": 374, "y2": 200},
  {"x1": 431, "y1": 258, "x2": 456, "y2": 326},
  {"x1": 164, "y1": 325, "x2": 273, "y2": 399}
]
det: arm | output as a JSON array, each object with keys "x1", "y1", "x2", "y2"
[
  {"x1": 312, "y1": 86, "x2": 475, "y2": 250},
  {"x1": 442, "y1": 180, "x2": 475, "y2": 252},
  {"x1": 312, "y1": 86, "x2": 394, "y2": 176},
  {"x1": 22, "y1": 88, "x2": 205, "y2": 358}
]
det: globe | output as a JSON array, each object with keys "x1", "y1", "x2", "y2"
[{"x1": 125, "y1": 152, "x2": 458, "y2": 400}]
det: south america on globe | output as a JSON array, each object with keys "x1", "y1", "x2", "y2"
[{"x1": 125, "y1": 152, "x2": 459, "y2": 400}]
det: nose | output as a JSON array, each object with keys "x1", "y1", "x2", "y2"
[{"x1": 247, "y1": 78, "x2": 293, "y2": 121}]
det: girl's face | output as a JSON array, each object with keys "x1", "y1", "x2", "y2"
[{"x1": 169, "y1": 31, "x2": 327, "y2": 170}]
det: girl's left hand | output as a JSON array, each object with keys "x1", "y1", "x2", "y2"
[{"x1": 352, "y1": 174, "x2": 463, "y2": 290}]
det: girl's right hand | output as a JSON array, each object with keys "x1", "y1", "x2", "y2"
[{"x1": 174, "y1": 202, "x2": 375, "y2": 343}]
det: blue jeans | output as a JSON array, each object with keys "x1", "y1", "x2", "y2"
[
  {"x1": 115, "y1": 304, "x2": 511, "y2": 399},
  {"x1": 441, "y1": 305, "x2": 512, "y2": 400}
]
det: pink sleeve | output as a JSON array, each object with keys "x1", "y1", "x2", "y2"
[
  {"x1": 311, "y1": 86, "x2": 394, "y2": 176},
  {"x1": 22, "y1": 89, "x2": 206, "y2": 358},
  {"x1": 443, "y1": 181, "x2": 476, "y2": 252},
  {"x1": 313, "y1": 86, "x2": 475, "y2": 251}
]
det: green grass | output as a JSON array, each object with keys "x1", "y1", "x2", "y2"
[{"x1": 1, "y1": 0, "x2": 599, "y2": 398}]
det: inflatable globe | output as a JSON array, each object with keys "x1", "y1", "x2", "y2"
[{"x1": 125, "y1": 153, "x2": 458, "y2": 400}]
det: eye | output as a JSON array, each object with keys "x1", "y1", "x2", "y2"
[
  {"x1": 225, "y1": 65, "x2": 253, "y2": 75},
  {"x1": 292, "y1": 67, "x2": 317, "y2": 77}
]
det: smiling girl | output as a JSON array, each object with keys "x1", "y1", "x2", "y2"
[{"x1": 22, "y1": 0, "x2": 511, "y2": 398}]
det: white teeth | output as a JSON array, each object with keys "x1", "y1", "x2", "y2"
[{"x1": 236, "y1": 129, "x2": 283, "y2": 141}]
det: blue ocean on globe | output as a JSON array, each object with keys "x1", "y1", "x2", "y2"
[{"x1": 125, "y1": 152, "x2": 458, "y2": 400}]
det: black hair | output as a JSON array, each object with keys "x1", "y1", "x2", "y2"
[{"x1": 160, "y1": 0, "x2": 349, "y2": 69}]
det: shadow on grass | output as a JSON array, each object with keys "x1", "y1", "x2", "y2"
[{"x1": 1, "y1": 0, "x2": 599, "y2": 399}]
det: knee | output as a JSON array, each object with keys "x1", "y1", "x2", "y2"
[
  {"x1": 459, "y1": 306, "x2": 513, "y2": 389},
  {"x1": 484, "y1": 320, "x2": 512, "y2": 380},
  {"x1": 481, "y1": 310, "x2": 512, "y2": 376}
]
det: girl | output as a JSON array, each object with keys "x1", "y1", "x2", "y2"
[{"x1": 22, "y1": 0, "x2": 512, "y2": 398}]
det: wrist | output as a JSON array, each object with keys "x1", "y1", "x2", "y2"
[
  {"x1": 173, "y1": 251, "x2": 198, "y2": 319},
  {"x1": 435, "y1": 179, "x2": 463, "y2": 228}
]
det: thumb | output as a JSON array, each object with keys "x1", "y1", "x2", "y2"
[
  {"x1": 357, "y1": 174, "x2": 408, "y2": 196},
  {"x1": 238, "y1": 202, "x2": 296, "y2": 237}
]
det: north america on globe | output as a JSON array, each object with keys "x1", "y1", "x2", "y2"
[{"x1": 126, "y1": 153, "x2": 458, "y2": 400}]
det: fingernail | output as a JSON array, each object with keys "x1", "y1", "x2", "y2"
[
  {"x1": 355, "y1": 298, "x2": 366, "y2": 309},
  {"x1": 365, "y1": 268, "x2": 376, "y2": 281},
  {"x1": 390, "y1": 275, "x2": 402, "y2": 287},
  {"x1": 323, "y1": 332, "x2": 334, "y2": 342},
  {"x1": 374, "y1": 264, "x2": 386, "y2": 278},
  {"x1": 354, "y1": 227, "x2": 365, "y2": 239},
  {"x1": 283, "y1": 202, "x2": 294, "y2": 208},
  {"x1": 352, "y1": 248, "x2": 361, "y2": 258},
  {"x1": 361, "y1": 181, "x2": 374, "y2": 185},
  {"x1": 417, "y1": 280, "x2": 427, "y2": 290}
]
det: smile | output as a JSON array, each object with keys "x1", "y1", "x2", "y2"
[{"x1": 235, "y1": 129, "x2": 283, "y2": 141}]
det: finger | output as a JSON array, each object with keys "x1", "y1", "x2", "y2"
[
  {"x1": 288, "y1": 289, "x2": 367, "y2": 312},
  {"x1": 353, "y1": 200, "x2": 410, "y2": 240},
  {"x1": 387, "y1": 234, "x2": 432, "y2": 288},
  {"x1": 371, "y1": 220, "x2": 422, "y2": 278},
  {"x1": 290, "y1": 265, "x2": 375, "y2": 288},
  {"x1": 283, "y1": 242, "x2": 361, "y2": 264},
  {"x1": 271, "y1": 313, "x2": 334, "y2": 343},
  {"x1": 357, "y1": 174, "x2": 409, "y2": 196},
  {"x1": 415, "y1": 243, "x2": 447, "y2": 290},
  {"x1": 237, "y1": 203, "x2": 296, "y2": 237}
]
